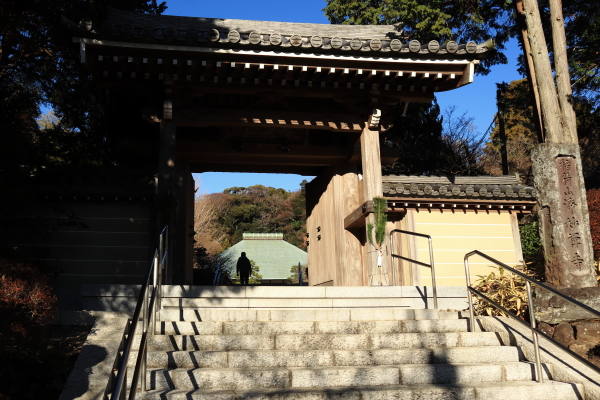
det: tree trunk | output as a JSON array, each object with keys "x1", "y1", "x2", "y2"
[
  {"x1": 521, "y1": 0, "x2": 568, "y2": 143},
  {"x1": 514, "y1": 0, "x2": 544, "y2": 143},
  {"x1": 549, "y1": 0, "x2": 578, "y2": 144},
  {"x1": 519, "y1": 0, "x2": 597, "y2": 287}
]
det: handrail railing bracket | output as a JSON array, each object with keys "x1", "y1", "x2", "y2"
[
  {"x1": 390, "y1": 229, "x2": 438, "y2": 309},
  {"x1": 464, "y1": 249, "x2": 600, "y2": 383},
  {"x1": 107, "y1": 226, "x2": 168, "y2": 400}
]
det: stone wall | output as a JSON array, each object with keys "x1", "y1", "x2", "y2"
[{"x1": 538, "y1": 320, "x2": 600, "y2": 367}]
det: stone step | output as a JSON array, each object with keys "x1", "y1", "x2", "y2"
[
  {"x1": 81, "y1": 285, "x2": 468, "y2": 312},
  {"x1": 158, "y1": 308, "x2": 464, "y2": 322},
  {"x1": 137, "y1": 362, "x2": 553, "y2": 391},
  {"x1": 161, "y1": 297, "x2": 414, "y2": 309},
  {"x1": 137, "y1": 381, "x2": 583, "y2": 400},
  {"x1": 136, "y1": 346, "x2": 521, "y2": 369},
  {"x1": 141, "y1": 332, "x2": 502, "y2": 352},
  {"x1": 154, "y1": 319, "x2": 469, "y2": 336}
]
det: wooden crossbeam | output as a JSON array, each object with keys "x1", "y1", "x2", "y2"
[{"x1": 174, "y1": 108, "x2": 366, "y2": 132}]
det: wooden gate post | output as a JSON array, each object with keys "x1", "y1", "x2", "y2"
[
  {"x1": 174, "y1": 160, "x2": 195, "y2": 285},
  {"x1": 157, "y1": 99, "x2": 176, "y2": 283},
  {"x1": 360, "y1": 123, "x2": 386, "y2": 285}
]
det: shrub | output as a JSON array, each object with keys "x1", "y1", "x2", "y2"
[
  {"x1": 233, "y1": 260, "x2": 262, "y2": 284},
  {"x1": 288, "y1": 264, "x2": 308, "y2": 284},
  {"x1": 588, "y1": 188, "x2": 600, "y2": 260},
  {"x1": 0, "y1": 259, "x2": 59, "y2": 400},
  {"x1": 520, "y1": 221, "x2": 543, "y2": 262},
  {"x1": 0, "y1": 259, "x2": 57, "y2": 349},
  {"x1": 472, "y1": 265, "x2": 529, "y2": 318},
  {"x1": 518, "y1": 219, "x2": 545, "y2": 281}
]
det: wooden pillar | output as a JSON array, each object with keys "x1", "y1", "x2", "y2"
[
  {"x1": 305, "y1": 163, "x2": 363, "y2": 286},
  {"x1": 360, "y1": 125, "x2": 386, "y2": 285},
  {"x1": 333, "y1": 164, "x2": 363, "y2": 286},
  {"x1": 305, "y1": 169, "x2": 335, "y2": 286},
  {"x1": 174, "y1": 160, "x2": 194, "y2": 285},
  {"x1": 157, "y1": 99, "x2": 176, "y2": 283}
]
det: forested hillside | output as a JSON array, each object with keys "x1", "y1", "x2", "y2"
[{"x1": 194, "y1": 182, "x2": 308, "y2": 258}]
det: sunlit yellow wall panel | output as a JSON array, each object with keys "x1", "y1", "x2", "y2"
[{"x1": 412, "y1": 211, "x2": 521, "y2": 287}]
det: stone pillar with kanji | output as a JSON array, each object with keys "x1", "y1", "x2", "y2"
[{"x1": 531, "y1": 143, "x2": 596, "y2": 288}]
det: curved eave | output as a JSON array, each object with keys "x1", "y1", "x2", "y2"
[
  {"x1": 72, "y1": 35, "x2": 479, "y2": 102},
  {"x1": 74, "y1": 36, "x2": 483, "y2": 65},
  {"x1": 66, "y1": 8, "x2": 493, "y2": 61},
  {"x1": 385, "y1": 198, "x2": 536, "y2": 214},
  {"x1": 72, "y1": 30, "x2": 492, "y2": 61}
]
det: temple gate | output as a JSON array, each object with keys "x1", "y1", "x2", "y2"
[{"x1": 68, "y1": 8, "x2": 493, "y2": 286}]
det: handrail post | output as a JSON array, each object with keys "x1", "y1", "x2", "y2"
[
  {"x1": 158, "y1": 254, "x2": 162, "y2": 329},
  {"x1": 526, "y1": 281, "x2": 544, "y2": 383},
  {"x1": 462, "y1": 249, "x2": 600, "y2": 378},
  {"x1": 428, "y1": 237, "x2": 438, "y2": 309},
  {"x1": 390, "y1": 232, "x2": 396, "y2": 286},
  {"x1": 159, "y1": 230, "x2": 165, "y2": 285},
  {"x1": 120, "y1": 368, "x2": 127, "y2": 400},
  {"x1": 464, "y1": 256, "x2": 476, "y2": 332},
  {"x1": 108, "y1": 228, "x2": 167, "y2": 400},
  {"x1": 141, "y1": 284, "x2": 148, "y2": 392},
  {"x1": 389, "y1": 229, "x2": 438, "y2": 309},
  {"x1": 165, "y1": 227, "x2": 169, "y2": 284},
  {"x1": 152, "y1": 255, "x2": 158, "y2": 335}
]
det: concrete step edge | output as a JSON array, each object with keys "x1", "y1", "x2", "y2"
[
  {"x1": 140, "y1": 332, "x2": 502, "y2": 351},
  {"x1": 143, "y1": 361, "x2": 549, "y2": 372},
  {"x1": 136, "y1": 363, "x2": 554, "y2": 390},
  {"x1": 158, "y1": 308, "x2": 466, "y2": 322},
  {"x1": 153, "y1": 319, "x2": 469, "y2": 335},
  {"x1": 138, "y1": 381, "x2": 583, "y2": 400},
  {"x1": 136, "y1": 346, "x2": 522, "y2": 368}
]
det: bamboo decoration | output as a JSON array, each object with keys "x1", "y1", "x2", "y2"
[{"x1": 367, "y1": 197, "x2": 388, "y2": 285}]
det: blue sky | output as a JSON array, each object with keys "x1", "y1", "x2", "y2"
[{"x1": 162, "y1": 0, "x2": 523, "y2": 194}]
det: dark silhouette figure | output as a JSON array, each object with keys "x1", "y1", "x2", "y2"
[{"x1": 236, "y1": 252, "x2": 252, "y2": 285}]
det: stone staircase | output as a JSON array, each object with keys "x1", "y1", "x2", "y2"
[{"x1": 122, "y1": 287, "x2": 584, "y2": 400}]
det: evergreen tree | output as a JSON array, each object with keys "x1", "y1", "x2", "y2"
[
  {"x1": 233, "y1": 260, "x2": 263, "y2": 284},
  {"x1": 215, "y1": 184, "x2": 307, "y2": 250},
  {"x1": 323, "y1": 0, "x2": 512, "y2": 75}
]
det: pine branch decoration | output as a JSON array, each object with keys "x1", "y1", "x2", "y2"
[
  {"x1": 373, "y1": 197, "x2": 387, "y2": 249},
  {"x1": 368, "y1": 197, "x2": 387, "y2": 250}
]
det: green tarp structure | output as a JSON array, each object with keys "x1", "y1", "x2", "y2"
[{"x1": 218, "y1": 233, "x2": 307, "y2": 280}]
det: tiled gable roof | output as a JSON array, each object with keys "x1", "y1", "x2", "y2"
[
  {"x1": 218, "y1": 233, "x2": 307, "y2": 280},
  {"x1": 383, "y1": 175, "x2": 537, "y2": 200},
  {"x1": 69, "y1": 8, "x2": 493, "y2": 59}
]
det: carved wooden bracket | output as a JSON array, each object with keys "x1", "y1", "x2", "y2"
[
  {"x1": 368, "y1": 108, "x2": 382, "y2": 129},
  {"x1": 163, "y1": 100, "x2": 173, "y2": 121}
]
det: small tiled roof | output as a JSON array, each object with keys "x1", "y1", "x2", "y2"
[
  {"x1": 69, "y1": 8, "x2": 492, "y2": 59},
  {"x1": 218, "y1": 233, "x2": 307, "y2": 280},
  {"x1": 382, "y1": 175, "x2": 537, "y2": 200}
]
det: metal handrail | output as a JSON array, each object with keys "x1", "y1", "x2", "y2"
[
  {"x1": 107, "y1": 226, "x2": 168, "y2": 400},
  {"x1": 212, "y1": 262, "x2": 221, "y2": 286},
  {"x1": 464, "y1": 250, "x2": 600, "y2": 383},
  {"x1": 390, "y1": 229, "x2": 438, "y2": 309}
]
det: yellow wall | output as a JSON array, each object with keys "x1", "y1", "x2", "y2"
[{"x1": 411, "y1": 211, "x2": 522, "y2": 286}]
